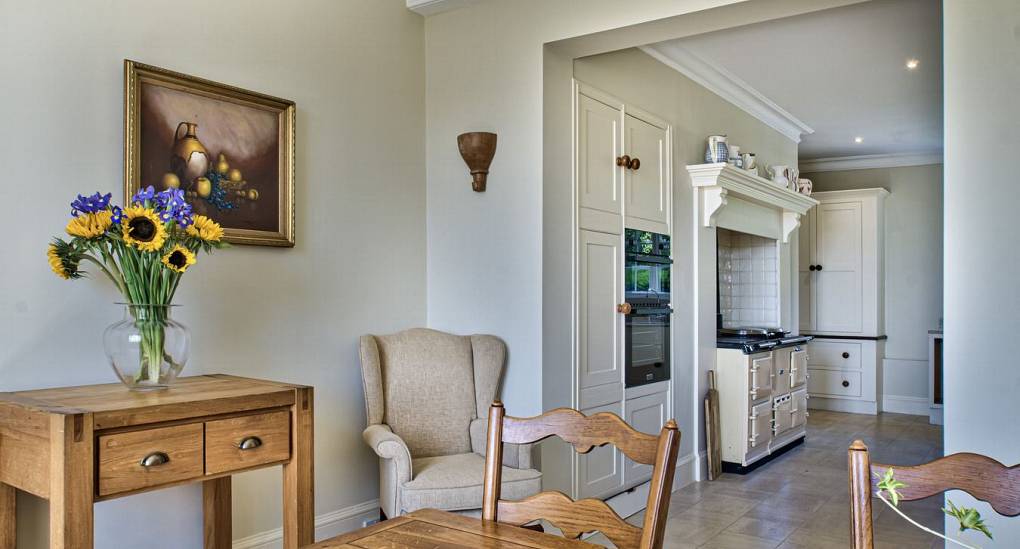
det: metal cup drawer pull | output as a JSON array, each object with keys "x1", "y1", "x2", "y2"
[
  {"x1": 238, "y1": 436, "x2": 263, "y2": 450},
  {"x1": 140, "y1": 451, "x2": 170, "y2": 468}
]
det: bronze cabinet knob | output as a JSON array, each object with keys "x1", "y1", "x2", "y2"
[
  {"x1": 629, "y1": 157, "x2": 641, "y2": 170},
  {"x1": 842, "y1": 352, "x2": 850, "y2": 359},
  {"x1": 616, "y1": 155, "x2": 631, "y2": 168},
  {"x1": 842, "y1": 380, "x2": 850, "y2": 388},
  {"x1": 617, "y1": 303, "x2": 633, "y2": 314}
]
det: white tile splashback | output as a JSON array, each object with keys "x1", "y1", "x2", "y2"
[{"x1": 717, "y1": 228, "x2": 780, "y2": 328}]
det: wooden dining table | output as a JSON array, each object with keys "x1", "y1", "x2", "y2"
[{"x1": 307, "y1": 508, "x2": 601, "y2": 548}]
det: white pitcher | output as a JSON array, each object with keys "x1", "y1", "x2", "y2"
[
  {"x1": 705, "y1": 135, "x2": 728, "y2": 163},
  {"x1": 767, "y1": 164, "x2": 789, "y2": 188}
]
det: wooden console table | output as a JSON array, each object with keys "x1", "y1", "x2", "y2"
[{"x1": 0, "y1": 374, "x2": 314, "y2": 549}]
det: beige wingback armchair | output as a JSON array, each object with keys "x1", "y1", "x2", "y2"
[{"x1": 359, "y1": 328, "x2": 541, "y2": 519}]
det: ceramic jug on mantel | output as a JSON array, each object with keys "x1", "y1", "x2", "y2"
[
  {"x1": 705, "y1": 135, "x2": 728, "y2": 163},
  {"x1": 767, "y1": 164, "x2": 790, "y2": 188}
]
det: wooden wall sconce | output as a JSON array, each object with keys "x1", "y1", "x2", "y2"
[{"x1": 457, "y1": 132, "x2": 497, "y2": 192}]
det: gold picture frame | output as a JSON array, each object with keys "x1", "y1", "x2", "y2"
[{"x1": 124, "y1": 60, "x2": 295, "y2": 247}]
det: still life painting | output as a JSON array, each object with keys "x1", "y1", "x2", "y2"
[{"x1": 124, "y1": 60, "x2": 295, "y2": 246}]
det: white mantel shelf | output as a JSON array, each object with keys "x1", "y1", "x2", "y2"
[{"x1": 687, "y1": 163, "x2": 819, "y2": 242}]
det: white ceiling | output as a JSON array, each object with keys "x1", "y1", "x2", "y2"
[{"x1": 650, "y1": 0, "x2": 943, "y2": 160}]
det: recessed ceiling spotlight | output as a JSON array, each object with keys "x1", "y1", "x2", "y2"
[
  {"x1": 906, "y1": 58, "x2": 920, "y2": 70},
  {"x1": 854, "y1": 136, "x2": 864, "y2": 144}
]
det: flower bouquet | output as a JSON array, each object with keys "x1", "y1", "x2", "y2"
[{"x1": 47, "y1": 187, "x2": 227, "y2": 390}]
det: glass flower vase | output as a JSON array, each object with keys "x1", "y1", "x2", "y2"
[{"x1": 103, "y1": 304, "x2": 190, "y2": 391}]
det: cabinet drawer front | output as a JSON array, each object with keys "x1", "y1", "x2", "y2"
[
  {"x1": 205, "y1": 410, "x2": 291, "y2": 475},
  {"x1": 808, "y1": 369, "x2": 862, "y2": 398},
  {"x1": 98, "y1": 423, "x2": 204, "y2": 496},
  {"x1": 808, "y1": 341, "x2": 862, "y2": 370}
]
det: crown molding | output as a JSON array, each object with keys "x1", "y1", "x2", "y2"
[
  {"x1": 799, "y1": 151, "x2": 943, "y2": 173},
  {"x1": 640, "y1": 43, "x2": 813, "y2": 144},
  {"x1": 406, "y1": 0, "x2": 480, "y2": 16}
]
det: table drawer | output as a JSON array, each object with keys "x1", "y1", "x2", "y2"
[
  {"x1": 98, "y1": 423, "x2": 204, "y2": 497},
  {"x1": 205, "y1": 410, "x2": 291, "y2": 475}
]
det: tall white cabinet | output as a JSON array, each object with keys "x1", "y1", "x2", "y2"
[
  {"x1": 572, "y1": 81, "x2": 672, "y2": 501},
  {"x1": 799, "y1": 188, "x2": 889, "y2": 414}
]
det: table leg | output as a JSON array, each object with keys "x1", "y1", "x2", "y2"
[
  {"x1": 283, "y1": 387, "x2": 314, "y2": 549},
  {"x1": 203, "y1": 477, "x2": 231, "y2": 549},
  {"x1": 49, "y1": 414, "x2": 93, "y2": 549},
  {"x1": 0, "y1": 482, "x2": 14, "y2": 549}
]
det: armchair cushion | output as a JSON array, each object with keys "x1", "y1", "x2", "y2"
[
  {"x1": 400, "y1": 453, "x2": 541, "y2": 513},
  {"x1": 469, "y1": 417, "x2": 532, "y2": 469}
]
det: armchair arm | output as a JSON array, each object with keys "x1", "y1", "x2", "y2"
[
  {"x1": 363, "y1": 424, "x2": 413, "y2": 482},
  {"x1": 470, "y1": 417, "x2": 533, "y2": 469}
]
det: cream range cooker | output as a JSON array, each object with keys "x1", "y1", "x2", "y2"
[{"x1": 714, "y1": 328, "x2": 812, "y2": 473}]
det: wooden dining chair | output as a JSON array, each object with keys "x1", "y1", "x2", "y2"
[
  {"x1": 481, "y1": 401, "x2": 681, "y2": 549},
  {"x1": 848, "y1": 439, "x2": 1020, "y2": 548}
]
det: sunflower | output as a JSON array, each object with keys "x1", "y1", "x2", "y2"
[
  {"x1": 161, "y1": 245, "x2": 196, "y2": 273},
  {"x1": 47, "y1": 241, "x2": 82, "y2": 279},
  {"x1": 121, "y1": 206, "x2": 167, "y2": 251},
  {"x1": 65, "y1": 210, "x2": 113, "y2": 239},
  {"x1": 186, "y1": 214, "x2": 224, "y2": 242}
]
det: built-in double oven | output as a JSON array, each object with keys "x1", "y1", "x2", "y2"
[{"x1": 624, "y1": 229, "x2": 672, "y2": 387}]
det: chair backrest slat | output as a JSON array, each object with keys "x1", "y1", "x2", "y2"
[
  {"x1": 848, "y1": 439, "x2": 1020, "y2": 549},
  {"x1": 482, "y1": 402, "x2": 680, "y2": 549},
  {"x1": 502, "y1": 407, "x2": 660, "y2": 464}
]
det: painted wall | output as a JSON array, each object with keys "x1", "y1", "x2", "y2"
[
  {"x1": 944, "y1": 0, "x2": 1020, "y2": 545},
  {"x1": 570, "y1": 48, "x2": 798, "y2": 465},
  {"x1": 0, "y1": 0, "x2": 425, "y2": 546},
  {"x1": 806, "y1": 164, "x2": 943, "y2": 405}
]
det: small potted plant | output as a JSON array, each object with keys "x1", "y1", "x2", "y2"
[{"x1": 47, "y1": 187, "x2": 227, "y2": 390}]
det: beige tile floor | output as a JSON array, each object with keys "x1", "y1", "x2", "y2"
[{"x1": 594, "y1": 409, "x2": 946, "y2": 548}]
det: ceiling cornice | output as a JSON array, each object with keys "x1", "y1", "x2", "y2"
[
  {"x1": 406, "y1": 0, "x2": 479, "y2": 16},
  {"x1": 799, "y1": 151, "x2": 943, "y2": 172},
  {"x1": 640, "y1": 43, "x2": 813, "y2": 144}
]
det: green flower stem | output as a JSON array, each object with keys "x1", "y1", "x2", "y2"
[
  {"x1": 875, "y1": 492, "x2": 980, "y2": 549},
  {"x1": 80, "y1": 255, "x2": 122, "y2": 292}
]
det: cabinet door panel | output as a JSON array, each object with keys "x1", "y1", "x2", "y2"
[
  {"x1": 815, "y1": 202, "x2": 863, "y2": 333},
  {"x1": 623, "y1": 391, "x2": 668, "y2": 484},
  {"x1": 578, "y1": 401, "x2": 624, "y2": 499},
  {"x1": 624, "y1": 114, "x2": 668, "y2": 228},
  {"x1": 579, "y1": 230, "x2": 622, "y2": 389},
  {"x1": 798, "y1": 211, "x2": 815, "y2": 331},
  {"x1": 578, "y1": 94, "x2": 622, "y2": 218}
]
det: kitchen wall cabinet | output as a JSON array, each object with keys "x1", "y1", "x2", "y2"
[
  {"x1": 565, "y1": 82, "x2": 673, "y2": 505},
  {"x1": 577, "y1": 93, "x2": 623, "y2": 233},
  {"x1": 799, "y1": 189, "x2": 887, "y2": 336},
  {"x1": 623, "y1": 113, "x2": 669, "y2": 233},
  {"x1": 799, "y1": 188, "x2": 888, "y2": 415},
  {"x1": 576, "y1": 84, "x2": 670, "y2": 236}
]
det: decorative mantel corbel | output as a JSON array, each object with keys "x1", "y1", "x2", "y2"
[
  {"x1": 702, "y1": 187, "x2": 728, "y2": 227},
  {"x1": 782, "y1": 211, "x2": 801, "y2": 243}
]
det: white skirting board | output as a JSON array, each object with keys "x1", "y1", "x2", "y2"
[
  {"x1": 881, "y1": 395, "x2": 930, "y2": 416},
  {"x1": 232, "y1": 499, "x2": 380, "y2": 549}
]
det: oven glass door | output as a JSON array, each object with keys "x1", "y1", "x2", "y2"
[{"x1": 625, "y1": 312, "x2": 670, "y2": 387}]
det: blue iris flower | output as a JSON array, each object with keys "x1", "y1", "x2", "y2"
[
  {"x1": 111, "y1": 206, "x2": 124, "y2": 225},
  {"x1": 155, "y1": 188, "x2": 194, "y2": 227},
  {"x1": 131, "y1": 185, "x2": 156, "y2": 205},
  {"x1": 70, "y1": 192, "x2": 112, "y2": 217}
]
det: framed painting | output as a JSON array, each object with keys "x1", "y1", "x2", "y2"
[{"x1": 124, "y1": 60, "x2": 295, "y2": 246}]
